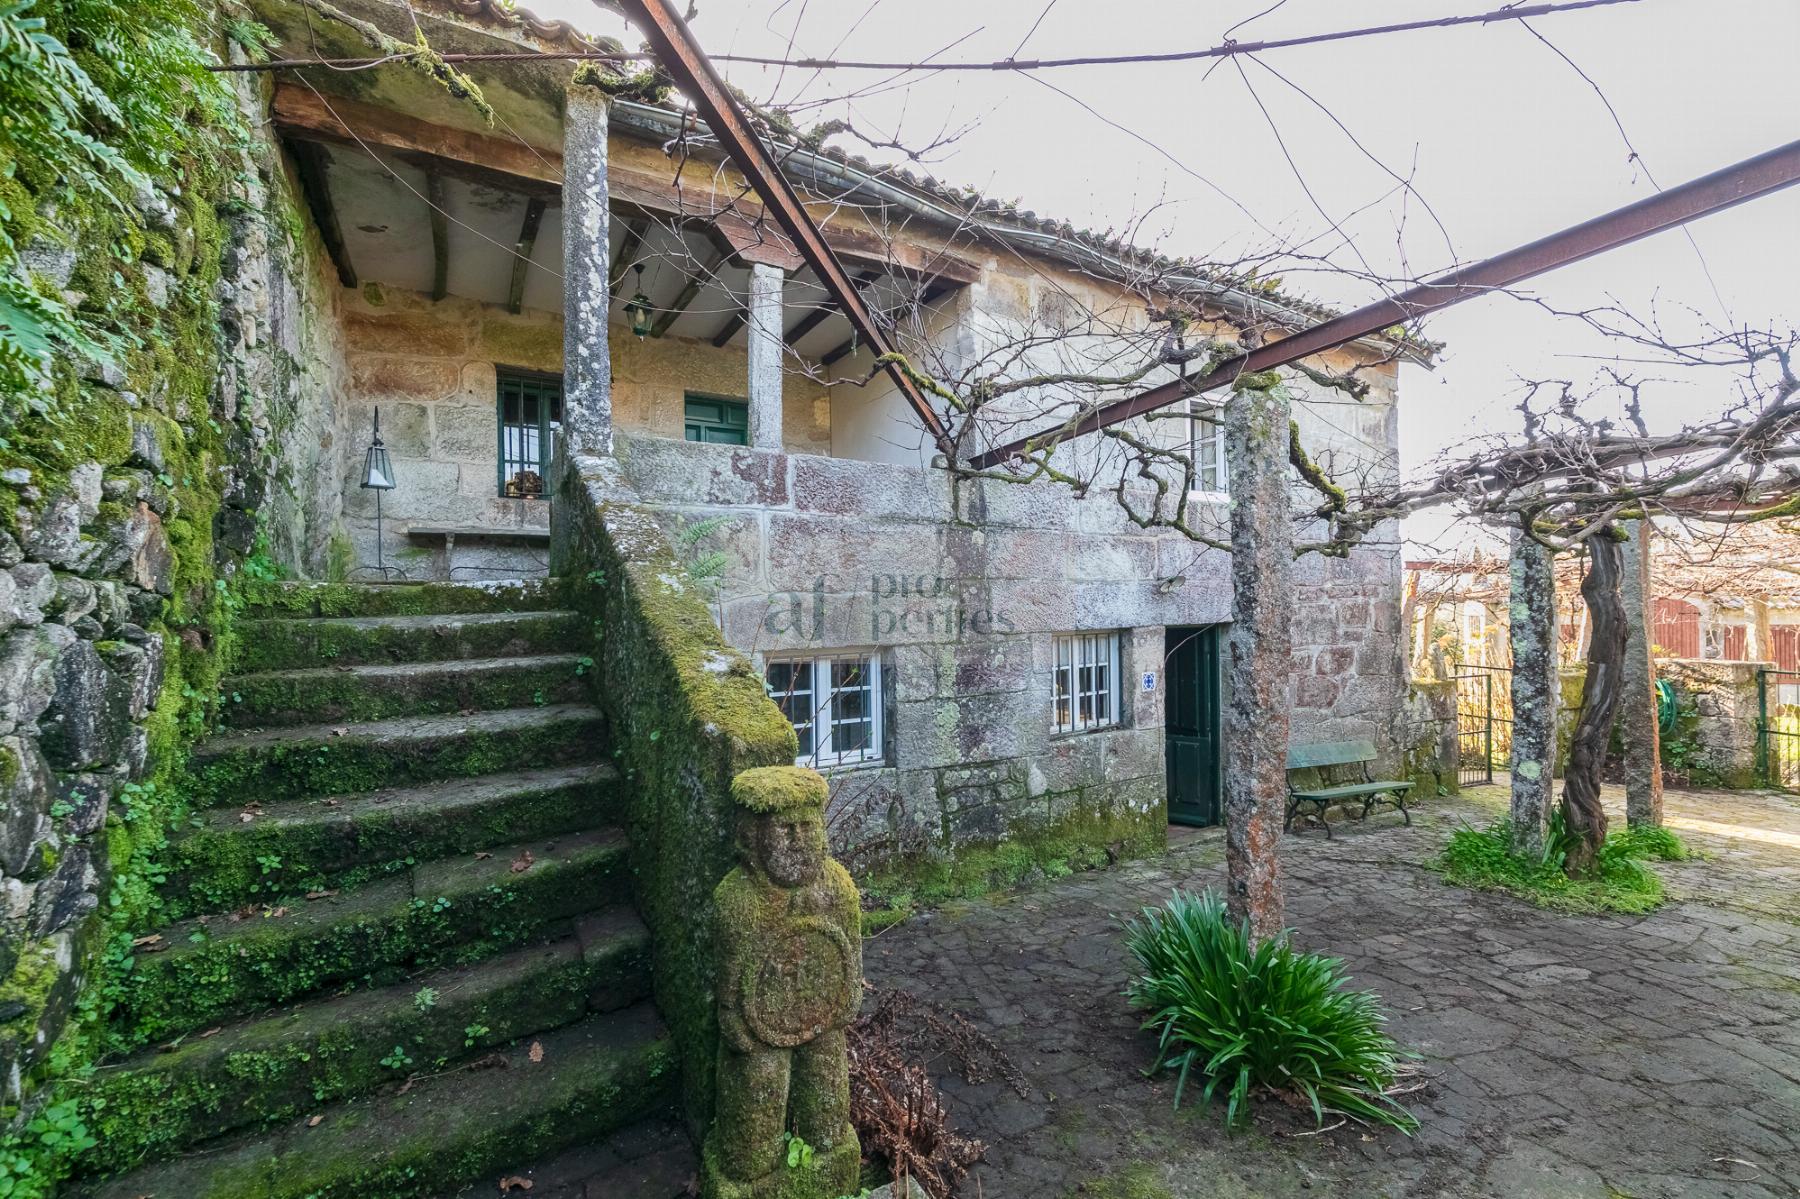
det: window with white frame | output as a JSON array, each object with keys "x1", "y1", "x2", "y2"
[
  {"x1": 765, "y1": 653, "x2": 884, "y2": 768},
  {"x1": 1188, "y1": 401, "x2": 1227, "y2": 492},
  {"x1": 1052, "y1": 632, "x2": 1122, "y2": 734}
]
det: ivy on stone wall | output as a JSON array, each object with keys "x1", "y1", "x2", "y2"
[{"x1": 0, "y1": 2, "x2": 282, "y2": 1194}]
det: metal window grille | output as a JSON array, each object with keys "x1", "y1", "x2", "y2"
[
  {"x1": 1053, "y1": 632, "x2": 1121, "y2": 734},
  {"x1": 496, "y1": 369, "x2": 562, "y2": 498},
  {"x1": 1187, "y1": 401, "x2": 1227, "y2": 492},
  {"x1": 765, "y1": 653, "x2": 882, "y2": 768}
]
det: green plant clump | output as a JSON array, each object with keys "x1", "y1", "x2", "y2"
[
  {"x1": 1123, "y1": 889, "x2": 1417, "y2": 1133},
  {"x1": 1438, "y1": 809, "x2": 1691, "y2": 915}
]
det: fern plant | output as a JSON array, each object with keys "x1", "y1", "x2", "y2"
[{"x1": 1123, "y1": 889, "x2": 1416, "y2": 1132}]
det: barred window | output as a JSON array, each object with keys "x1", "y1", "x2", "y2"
[
  {"x1": 765, "y1": 653, "x2": 884, "y2": 768},
  {"x1": 1053, "y1": 632, "x2": 1122, "y2": 734},
  {"x1": 497, "y1": 369, "x2": 562, "y2": 498}
]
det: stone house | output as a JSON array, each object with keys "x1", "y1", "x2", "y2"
[{"x1": 233, "y1": 0, "x2": 1424, "y2": 866}]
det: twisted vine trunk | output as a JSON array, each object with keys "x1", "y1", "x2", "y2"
[{"x1": 1563, "y1": 533, "x2": 1625, "y2": 872}]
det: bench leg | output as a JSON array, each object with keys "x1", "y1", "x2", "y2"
[{"x1": 1395, "y1": 793, "x2": 1412, "y2": 827}]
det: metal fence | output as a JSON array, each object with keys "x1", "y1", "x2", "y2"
[
  {"x1": 1453, "y1": 665, "x2": 1513, "y2": 786},
  {"x1": 1758, "y1": 668, "x2": 1800, "y2": 790}
]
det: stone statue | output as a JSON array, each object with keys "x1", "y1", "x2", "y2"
[{"x1": 703, "y1": 766, "x2": 862, "y2": 1199}]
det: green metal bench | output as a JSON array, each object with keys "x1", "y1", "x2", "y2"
[{"x1": 1285, "y1": 738, "x2": 1413, "y2": 838}]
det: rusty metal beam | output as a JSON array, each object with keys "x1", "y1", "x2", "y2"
[
  {"x1": 970, "y1": 138, "x2": 1800, "y2": 470},
  {"x1": 615, "y1": 0, "x2": 956, "y2": 459}
]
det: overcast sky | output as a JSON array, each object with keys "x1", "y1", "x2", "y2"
[{"x1": 536, "y1": 0, "x2": 1799, "y2": 549}]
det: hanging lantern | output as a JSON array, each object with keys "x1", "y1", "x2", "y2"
[
  {"x1": 361, "y1": 408, "x2": 396, "y2": 491},
  {"x1": 361, "y1": 408, "x2": 397, "y2": 578},
  {"x1": 624, "y1": 263, "x2": 654, "y2": 339}
]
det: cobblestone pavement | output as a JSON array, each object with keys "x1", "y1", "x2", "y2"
[{"x1": 863, "y1": 783, "x2": 1800, "y2": 1199}]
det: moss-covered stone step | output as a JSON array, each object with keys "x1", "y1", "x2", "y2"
[
  {"x1": 234, "y1": 610, "x2": 585, "y2": 672},
  {"x1": 222, "y1": 654, "x2": 590, "y2": 728},
  {"x1": 113, "y1": 828, "x2": 631, "y2": 1047},
  {"x1": 165, "y1": 763, "x2": 626, "y2": 915},
  {"x1": 80, "y1": 1004, "x2": 678, "y2": 1199},
  {"x1": 82, "y1": 913, "x2": 653, "y2": 1175},
  {"x1": 241, "y1": 578, "x2": 568, "y2": 619},
  {"x1": 185, "y1": 704, "x2": 608, "y2": 807}
]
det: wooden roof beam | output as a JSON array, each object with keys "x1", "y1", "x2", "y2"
[
  {"x1": 608, "y1": 217, "x2": 648, "y2": 298},
  {"x1": 269, "y1": 82, "x2": 980, "y2": 285},
  {"x1": 651, "y1": 243, "x2": 731, "y2": 338},
  {"x1": 506, "y1": 197, "x2": 548, "y2": 314},
  {"x1": 286, "y1": 139, "x2": 357, "y2": 289},
  {"x1": 426, "y1": 173, "x2": 449, "y2": 302}
]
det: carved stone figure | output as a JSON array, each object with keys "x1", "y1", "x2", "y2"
[{"x1": 703, "y1": 766, "x2": 862, "y2": 1199}]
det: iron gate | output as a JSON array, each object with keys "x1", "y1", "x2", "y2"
[
  {"x1": 1758, "y1": 668, "x2": 1800, "y2": 790},
  {"x1": 1453, "y1": 666, "x2": 1513, "y2": 787}
]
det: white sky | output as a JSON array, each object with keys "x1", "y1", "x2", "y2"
[{"x1": 534, "y1": 0, "x2": 1800, "y2": 550}]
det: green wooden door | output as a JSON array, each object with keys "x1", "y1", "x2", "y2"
[{"x1": 1166, "y1": 625, "x2": 1222, "y2": 827}]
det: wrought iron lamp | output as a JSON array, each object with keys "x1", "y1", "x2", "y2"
[
  {"x1": 361, "y1": 407, "x2": 397, "y2": 575},
  {"x1": 624, "y1": 263, "x2": 654, "y2": 339}
]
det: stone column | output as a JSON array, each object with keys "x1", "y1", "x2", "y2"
[
  {"x1": 1620, "y1": 519, "x2": 1664, "y2": 826},
  {"x1": 1508, "y1": 523, "x2": 1557, "y2": 857},
  {"x1": 745, "y1": 262, "x2": 785, "y2": 450},
  {"x1": 561, "y1": 84, "x2": 612, "y2": 458},
  {"x1": 1223, "y1": 372, "x2": 1291, "y2": 942}
]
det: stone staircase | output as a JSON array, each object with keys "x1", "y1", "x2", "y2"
[{"x1": 74, "y1": 580, "x2": 692, "y2": 1199}]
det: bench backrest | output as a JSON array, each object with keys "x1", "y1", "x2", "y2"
[{"x1": 1287, "y1": 738, "x2": 1378, "y2": 770}]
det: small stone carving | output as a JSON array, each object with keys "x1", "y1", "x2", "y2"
[{"x1": 704, "y1": 766, "x2": 861, "y2": 1199}]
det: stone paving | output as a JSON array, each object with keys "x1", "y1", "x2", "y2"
[{"x1": 862, "y1": 783, "x2": 1800, "y2": 1199}]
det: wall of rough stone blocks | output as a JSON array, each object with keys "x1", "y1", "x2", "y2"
[
  {"x1": 1, "y1": 69, "x2": 345, "y2": 1102},
  {"x1": 1657, "y1": 657, "x2": 1769, "y2": 788},
  {"x1": 333, "y1": 286, "x2": 831, "y2": 579},
  {"x1": 614, "y1": 432, "x2": 1407, "y2": 864}
]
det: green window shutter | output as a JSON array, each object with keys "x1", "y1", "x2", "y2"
[{"x1": 684, "y1": 394, "x2": 749, "y2": 445}]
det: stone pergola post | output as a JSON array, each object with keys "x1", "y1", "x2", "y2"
[
  {"x1": 561, "y1": 84, "x2": 613, "y2": 458},
  {"x1": 745, "y1": 262, "x2": 785, "y2": 450},
  {"x1": 1508, "y1": 521, "x2": 1557, "y2": 857},
  {"x1": 1620, "y1": 519, "x2": 1664, "y2": 826},
  {"x1": 1223, "y1": 371, "x2": 1291, "y2": 941}
]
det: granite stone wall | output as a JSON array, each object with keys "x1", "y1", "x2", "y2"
[
  {"x1": 334, "y1": 288, "x2": 831, "y2": 579},
  {"x1": 615, "y1": 431, "x2": 1408, "y2": 866},
  {"x1": 1658, "y1": 657, "x2": 1769, "y2": 788},
  {"x1": 1, "y1": 67, "x2": 344, "y2": 1104}
]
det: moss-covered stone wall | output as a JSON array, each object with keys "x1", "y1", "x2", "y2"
[
  {"x1": 550, "y1": 452, "x2": 797, "y2": 1132},
  {"x1": 0, "y1": 5, "x2": 346, "y2": 1161}
]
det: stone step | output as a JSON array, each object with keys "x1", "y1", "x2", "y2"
[
  {"x1": 111, "y1": 828, "x2": 631, "y2": 1048},
  {"x1": 82, "y1": 911, "x2": 652, "y2": 1176},
  {"x1": 233, "y1": 610, "x2": 586, "y2": 673},
  {"x1": 164, "y1": 763, "x2": 625, "y2": 916},
  {"x1": 240, "y1": 578, "x2": 567, "y2": 619},
  {"x1": 440, "y1": 1115, "x2": 696, "y2": 1199},
  {"x1": 185, "y1": 704, "x2": 607, "y2": 807},
  {"x1": 222, "y1": 654, "x2": 590, "y2": 728},
  {"x1": 79, "y1": 1004, "x2": 678, "y2": 1199}
]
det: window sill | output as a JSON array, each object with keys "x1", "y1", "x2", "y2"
[
  {"x1": 1050, "y1": 723, "x2": 1123, "y2": 740},
  {"x1": 802, "y1": 757, "x2": 887, "y2": 773}
]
